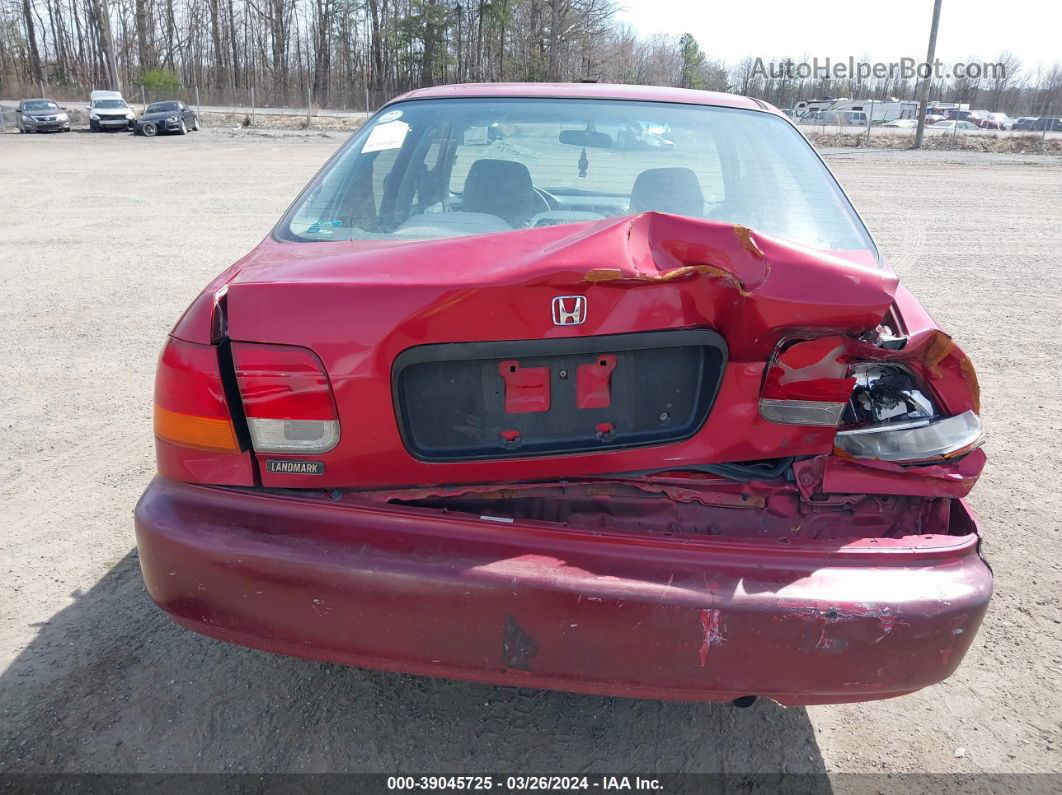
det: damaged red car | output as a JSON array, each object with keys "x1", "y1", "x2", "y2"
[{"x1": 135, "y1": 83, "x2": 992, "y2": 705}]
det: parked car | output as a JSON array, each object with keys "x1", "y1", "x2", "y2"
[
  {"x1": 1032, "y1": 116, "x2": 1062, "y2": 131},
  {"x1": 89, "y1": 90, "x2": 135, "y2": 131},
  {"x1": 930, "y1": 120, "x2": 979, "y2": 130},
  {"x1": 924, "y1": 113, "x2": 946, "y2": 125},
  {"x1": 980, "y1": 112, "x2": 1013, "y2": 130},
  {"x1": 15, "y1": 98, "x2": 70, "y2": 132},
  {"x1": 1012, "y1": 116, "x2": 1039, "y2": 131},
  {"x1": 134, "y1": 100, "x2": 199, "y2": 136},
  {"x1": 136, "y1": 83, "x2": 990, "y2": 706},
  {"x1": 883, "y1": 118, "x2": 918, "y2": 128},
  {"x1": 945, "y1": 109, "x2": 988, "y2": 124}
]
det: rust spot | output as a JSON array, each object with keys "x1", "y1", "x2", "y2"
[
  {"x1": 584, "y1": 268, "x2": 631, "y2": 282},
  {"x1": 959, "y1": 356, "x2": 981, "y2": 413},
  {"x1": 733, "y1": 225, "x2": 766, "y2": 259},
  {"x1": 921, "y1": 331, "x2": 955, "y2": 378},
  {"x1": 584, "y1": 264, "x2": 749, "y2": 295},
  {"x1": 502, "y1": 613, "x2": 539, "y2": 671}
]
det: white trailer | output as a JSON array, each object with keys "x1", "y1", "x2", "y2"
[
  {"x1": 792, "y1": 97, "x2": 848, "y2": 118},
  {"x1": 829, "y1": 99, "x2": 919, "y2": 123}
]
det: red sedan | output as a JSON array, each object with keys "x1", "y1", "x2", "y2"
[{"x1": 135, "y1": 83, "x2": 991, "y2": 705}]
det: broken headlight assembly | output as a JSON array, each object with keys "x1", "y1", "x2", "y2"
[{"x1": 834, "y1": 363, "x2": 983, "y2": 462}]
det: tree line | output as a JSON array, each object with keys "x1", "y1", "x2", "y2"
[{"x1": 2, "y1": 0, "x2": 1060, "y2": 117}]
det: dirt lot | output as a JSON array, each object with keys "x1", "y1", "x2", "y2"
[{"x1": 0, "y1": 128, "x2": 1060, "y2": 784}]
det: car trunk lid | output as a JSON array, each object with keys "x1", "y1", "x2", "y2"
[{"x1": 224, "y1": 213, "x2": 897, "y2": 489}]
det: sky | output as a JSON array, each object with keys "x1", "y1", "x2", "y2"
[{"x1": 615, "y1": 0, "x2": 1061, "y2": 72}]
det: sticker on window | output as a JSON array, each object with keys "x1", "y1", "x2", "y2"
[{"x1": 362, "y1": 120, "x2": 409, "y2": 153}]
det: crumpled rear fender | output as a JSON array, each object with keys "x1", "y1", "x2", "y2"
[{"x1": 794, "y1": 448, "x2": 986, "y2": 499}]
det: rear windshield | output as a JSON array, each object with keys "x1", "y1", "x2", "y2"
[{"x1": 279, "y1": 97, "x2": 876, "y2": 255}]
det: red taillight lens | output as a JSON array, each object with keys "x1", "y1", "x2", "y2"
[
  {"x1": 154, "y1": 337, "x2": 239, "y2": 452},
  {"x1": 153, "y1": 336, "x2": 254, "y2": 486},
  {"x1": 231, "y1": 342, "x2": 340, "y2": 453},
  {"x1": 759, "y1": 336, "x2": 856, "y2": 426}
]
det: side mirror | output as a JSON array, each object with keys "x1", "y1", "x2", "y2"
[{"x1": 559, "y1": 129, "x2": 613, "y2": 149}]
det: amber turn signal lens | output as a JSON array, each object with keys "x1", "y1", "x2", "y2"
[{"x1": 154, "y1": 404, "x2": 239, "y2": 453}]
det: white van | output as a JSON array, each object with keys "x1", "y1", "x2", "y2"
[{"x1": 89, "y1": 90, "x2": 135, "y2": 131}]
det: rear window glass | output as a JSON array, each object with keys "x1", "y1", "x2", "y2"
[{"x1": 280, "y1": 97, "x2": 876, "y2": 255}]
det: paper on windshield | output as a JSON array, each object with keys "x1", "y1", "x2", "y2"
[{"x1": 362, "y1": 120, "x2": 409, "y2": 153}]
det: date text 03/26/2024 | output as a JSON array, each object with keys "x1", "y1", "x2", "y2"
[{"x1": 386, "y1": 776, "x2": 663, "y2": 791}]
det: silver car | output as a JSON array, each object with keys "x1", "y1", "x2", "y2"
[{"x1": 16, "y1": 99, "x2": 71, "y2": 133}]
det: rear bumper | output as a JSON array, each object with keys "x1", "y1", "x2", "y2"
[{"x1": 134, "y1": 477, "x2": 992, "y2": 705}]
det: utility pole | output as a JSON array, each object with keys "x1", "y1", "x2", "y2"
[
  {"x1": 913, "y1": 0, "x2": 943, "y2": 150},
  {"x1": 1041, "y1": 102, "x2": 1054, "y2": 153}
]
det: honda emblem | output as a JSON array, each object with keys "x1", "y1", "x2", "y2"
[{"x1": 552, "y1": 295, "x2": 587, "y2": 326}]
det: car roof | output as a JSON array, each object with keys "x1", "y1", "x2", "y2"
[
  {"x1": 90, "y1": 90, "x2": 124, "y2": 99},
  {"x1": 386, "y1": 82, "x2": 777, "y2": 115},
  {"x1": 21, "y1": 98, "x2": 57, "y2": 103}
]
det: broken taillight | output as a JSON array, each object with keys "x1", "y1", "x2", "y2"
[
  {"x1": 835, "y1": 363, "x2": 983, "y2": 462},
  {"x1": 231, "y1": 342, "x2": 340, "y2": 453},
  {"x1": 760, "y1": 337, "x2": 984, "y2": 462},
  {"x1": 759, "y1": 336, "x2": 855, "y2": 426}
]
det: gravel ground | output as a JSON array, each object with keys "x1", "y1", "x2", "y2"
[{"x1": 0, "y1": 127, "x2": 1060, "y2": 783}]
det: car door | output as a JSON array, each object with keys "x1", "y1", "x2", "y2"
[{"x1": 180, "y1": 102, "x2": 193, "y2": 126}]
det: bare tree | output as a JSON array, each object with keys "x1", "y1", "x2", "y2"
[
  {"x1": 88, "y1": 0, "x2": 121, "y2": 88},
  {"x1": 0, "y1": 0, "x2": 1056, "y2": 120},
  {"x1": 21, "y1": 0, "x2": 44, "y2": 85}
]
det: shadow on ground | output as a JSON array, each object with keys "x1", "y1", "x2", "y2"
[{"x1": 0, "y1": 550, "x2": 828, "y2": 784}]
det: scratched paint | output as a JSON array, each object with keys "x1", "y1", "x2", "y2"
[{"x1": 698, "y1": 608, "x2": 724, "y2": 667}]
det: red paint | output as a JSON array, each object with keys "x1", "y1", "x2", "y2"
[
  {"x1": 220, "y1": 213, "x2": 898, "y2": 489},
  {"x1": 594, "y1": 422, "x2": 615, "y2": 441},
  {"x1": 498, "y1": 360, "x2": 551, "y2": 414},
  {"x1": 138, "y1": 84, "x2": 992, "y2": 703},
  {"x1": 135, "y1": 478, "x2": 992, "y2": 704},
  {"x1": 809, "y1": 448, "x2": 987, "y2": 499},
  {"x1": 389, "y1": 82, "x2": 769, "y2": 113},
  {"x1": 576, "y1": 355, "x2": 616, "y2": 409}
]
